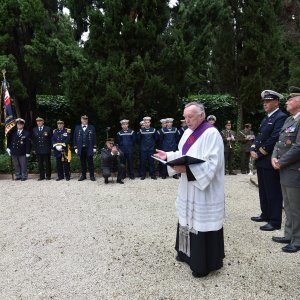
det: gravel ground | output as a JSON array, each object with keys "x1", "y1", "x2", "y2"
[{"x1": 0, "y1": 174, "x2": 299, "y2": 300}]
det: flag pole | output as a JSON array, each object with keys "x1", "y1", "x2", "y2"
[{"x1": 2, "y1": 69, "x2": 14, "y2": 180}]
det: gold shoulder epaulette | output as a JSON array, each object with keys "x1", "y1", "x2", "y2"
[{"x1": 67, "y1": 128, "x2": 71, "y2": 133}]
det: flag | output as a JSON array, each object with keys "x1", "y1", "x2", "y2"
[{"x1": 1, "y1": 77, "x2": 16, "y2": 136}]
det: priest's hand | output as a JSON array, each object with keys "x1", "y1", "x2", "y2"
[
  {"x1": 173, "y1": 165, "x2": 186, "y2": 173},
  {"x1": 154, "y1": 149, "x2": 167, "y2": 161}
]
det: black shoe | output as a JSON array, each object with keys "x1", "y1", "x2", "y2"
[
  {"x1": 282, "y1": 244, "x2": 300, "y2": 253},
  {"x1": 129, "y1": 176, "x2": 135, "y2": 180},
  {"x1": 175, "y1": 255, "x2": 184, "y2": 262},
  {"x1": 21, "y1": 178, "x2": 27, "y2": 181},
  {"x1": 90, "y1": 177, "x2": 96, "y2": 181},
  {"x1": 151, "y1": 176, "x2": 157, "y2": 180},
  {"x1": 140, "y1": 177, "x2": 145, "y2": 180},
  {"x1": 46, "y1": 177, "x2": 51, "y2": 180},
  {"x1": 260, "y1": 223, "x2": 281, "y2": 231},
  {"x1": 251, "y1": 216, "x2": 268, "y2": 222},
  {"x1": 56, "y1": 178, "x2": 63, "y2": 181},
  {"x1": 117, "y1": 180, "x2": 124, "y2": 184},
  {"x1": 192, "y1": 271, "x2": 209, "y2": 278},
  {"x1": 78, "y1": 176, "x2": 86, "y2": 181},
  {"x1": 161, "y1": 176, "x2": 166, "y2": 179},
  {"x1": 104, "y1": 178, "x2": 109, "y2": 184},
  {"x1": 38, "y1": 178, "x2": 45, "y2": 181},
  {"x1": 229, "y1": 172, "x2": 237, "y2": 175},
  {"x1": 66, "y1": 177, "x2": 70, "y2": 181},
  {"x1": 272, "y1": 236, "x2": 291, "y2": 244},
  {"x1": 15, "y1": 178, "x2": 21, "y2": 181},
  {"x1": 173, "y1": 175, "x2": 179, "y2": 179}
]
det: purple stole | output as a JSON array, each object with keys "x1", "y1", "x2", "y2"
[{"x1": 182, "y1": 122, "x2": 212, "y2": 155}]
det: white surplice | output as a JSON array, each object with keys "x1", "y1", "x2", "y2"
[{"x1": 167, "y1": 126, "x2": 225, "y2": 232}]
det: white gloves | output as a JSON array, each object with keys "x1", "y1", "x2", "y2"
[
  {"x1": 6, "y1": 148, "x2": 11, "y2": 156},
  {"x1": 75, "y1": 149, "x2": 78, "y2": 154},
  {"x1": 56, "y1": 145, "x2": 63, "y2": 151},
  {"x1": 93, "y1": 148, "x2": 97, "y2": 153},
  {"x1": 26, "y1": 154, "x2": 30, "y2": 158}
]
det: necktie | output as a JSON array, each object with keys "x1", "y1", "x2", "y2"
[
  {"x1": 18, "y1": 130, "x2": 21, "y2": 136},
  {"x1": 39, "y1": 127, "x2": 42, "y2": 132}
]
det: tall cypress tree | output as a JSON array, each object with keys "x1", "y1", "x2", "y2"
[{"x1": 212, "y1": 0, "x2": 286, "y2": 127}]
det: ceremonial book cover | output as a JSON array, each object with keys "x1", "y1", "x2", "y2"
[{"x1": 152, "y1": 155, "x2": 205, "y2": 166}]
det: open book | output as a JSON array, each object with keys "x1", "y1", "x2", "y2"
[{"x1": 152, "y1": 155, "x2": 205, "y2": 166}]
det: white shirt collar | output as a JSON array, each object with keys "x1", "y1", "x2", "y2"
[
  {"x1": 293, "y1": 111, "x2": 300, "y2": 120},
  {"x1": 267, "y1": 108, "x2": 279, "y2": 117}
]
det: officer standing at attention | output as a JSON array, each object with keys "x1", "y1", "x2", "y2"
[
  {"x1": 158, "y1": 118, "x2": 180, "y2": 179},
  {"x1": 6, "y1": 118, "x2": 31, "y2": 181},
  {"x1": 178, "y1": 119, "x2": 188, "y2": 137},
  {"x1": 207, "y1": 115, "x2": 217, "y2": 126},
  {"x1": 221, "y1": 121, "x2": 236, "y2": 175},
  {"x1": 116, "y1": 119, "x2": 136, "y2": 179},
  {"x1": 32, "y1": 117, "x2": 52, "y2": 180},
  {"x1": 74, "y1": 115, "x2": 97, "y2": 181},
  {"x1": 237, "y1": 123, "x2": 255, "y2": 174},
  {"x1": 137, "y1": 116, "x2": 157, "y2": 180},
  {"x1": 271, "y1": 86, "x2": 300, "y2": 252},
  {"x1": 52, "y1": 120, "x2": 71, "y2": 181},
  {"x1": 250, "y1": 90, "x2": 287, "y2": 231},
  {"x1": 157, "y1": 118, "x2": 167, "y2": 177}
]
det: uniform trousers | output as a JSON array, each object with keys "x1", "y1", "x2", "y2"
[
  {"x1": 12, "y1": 155, "x2": 28, "y2": 179},
  {"x1": 102, "y1": 163, "x2": 125, "y2": 181},
  {"x1": 56, "y1": 157, "x2": 70, "y2": 179},
  {"x1": 122, "y1": 152, "x2": 134, "y2": 177},
  {"x1": 224, "y1": 150, "x2": 234, "y2": 173},
  {"x1": 80, "y1": 147, "x2": 95, "y2": 178},
  {"x1": 139, "y1": 150, "x2": 155, "y2": 177},
  {"x1": 240, "y1": 151, "x2": 250, "y2": 173},
  {"x1": 256, "y1": 167, "x2": 283, "y2": 227},
  {"x1": 281, "y1": 184, "x2": 300, "y2": 246},
  {"x1": 37, "y1": 153, "x2": 51, "y2": 179}
]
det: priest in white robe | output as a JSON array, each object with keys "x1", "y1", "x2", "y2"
[{"x1": 155, "y1": 102, "x2": 225, "y2": 277}]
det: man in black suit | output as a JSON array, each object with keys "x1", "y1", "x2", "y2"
[
  {"x1": 7, "y1": 118, "x2": 31, "y2": 181},
  {"x1": 32, "y1": 117, "x2": 52, "y2": 180},
  {"x1": 250, "y1": 90, "x2": 287, "y2": 231},
  {"x1": 74, "y1": 115, "x2": 97, "y2": 181}
]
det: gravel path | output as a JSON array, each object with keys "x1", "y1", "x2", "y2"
[{"x1": 0, "y1": 174, "x2": 299, "y2": 300}]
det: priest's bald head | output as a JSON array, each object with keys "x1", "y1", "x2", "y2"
[{"x1": 183, "y1": 102, "x2": 206, "y2": 130}]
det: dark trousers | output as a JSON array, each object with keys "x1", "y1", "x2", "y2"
[
  {"x1": 240, "y1": 151, "x2": 250, "y2": 173},
  {"x1": 56, "y1": 158, "x2": 70, "y2": 179},
  {"x1": 122, "y1": 152, "x2": 134, "y2": 177},
  {"x1": 224, "y1": 150, "x2": 234, "y2": 173},
  {"x1": 102, "y1": 164, "x2": 125, "y2": 181},
  {"x1": 12, "y1": 155, "x2": 28, "y2": 179},
  {"x1": 257, "y1": 167, "x2": 283, "y2": 227},
  {"x1": 80, "y1": 147, "x2": 94, "y2": 177},
  {"x1": 37, "y1": 153, "x2": 51, "y2": 179},
  {"x1": 139, "y1": 150, "x2": 155, "y2": 177}
]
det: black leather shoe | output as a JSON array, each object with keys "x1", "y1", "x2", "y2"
[
  {"x1": 192, "y1": 271, "x2": 209, "y2": 278},
  {"x1": 140, "y1": 177, "x2": 145, "y2": 180},
  {"x1": 272, "y1": 236, "x2": 291, "y2": 244},
  {"x1": 282, "y1": 244, "x2": 300, "y2": 253},
  {"x1": 56, "y1": 178, "x2": 63, "y2": 181},
  {"x1": 173, "y1": 175, "x2": 179, "y2": 179},
  {"x1": 151, "y1": 176, "x2": 157, "y2": 180},
  {"x1": 104, "y1": 178, "x2": 109, "y2": 184},
  {"x1": 38, "y1": 178, "x2": 45, "y2": 181},
  {"x1": 21, "y1": 178, "x2": 27, "y2": 181},
  {"x1": 161, "y1": 176, "x2": 166, "y2": 179},
  {"x1": 251, "y1": 216, "x2": 268, "y2": 222},
  {"x1": 129, "y1": 176, "x2": 135, "y2": 180},
  {"x1": 90, "y1": 177, "x2": 96, "y2": 181},
  {"x1": 175, "y1": 255, "x2": 184, "y2": 262},
  {"x1": 15, "y1": 178, "x2": 21, "y2": 181},
  {"x1": 78, "y1": 176, "x2": 86, "y2": 181},
  {"x1": 260, "y1": 223, "x2": 281, "y2": 231},
  {"x1": 66, "y1": 177, "x2": 70, "y2": 181},
  {"x1": 117, "y1": 180, "x2": 124, "y2": 184},
  {"x1": 46, "y1": 177, "x2": 51, "y2": 180}
]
